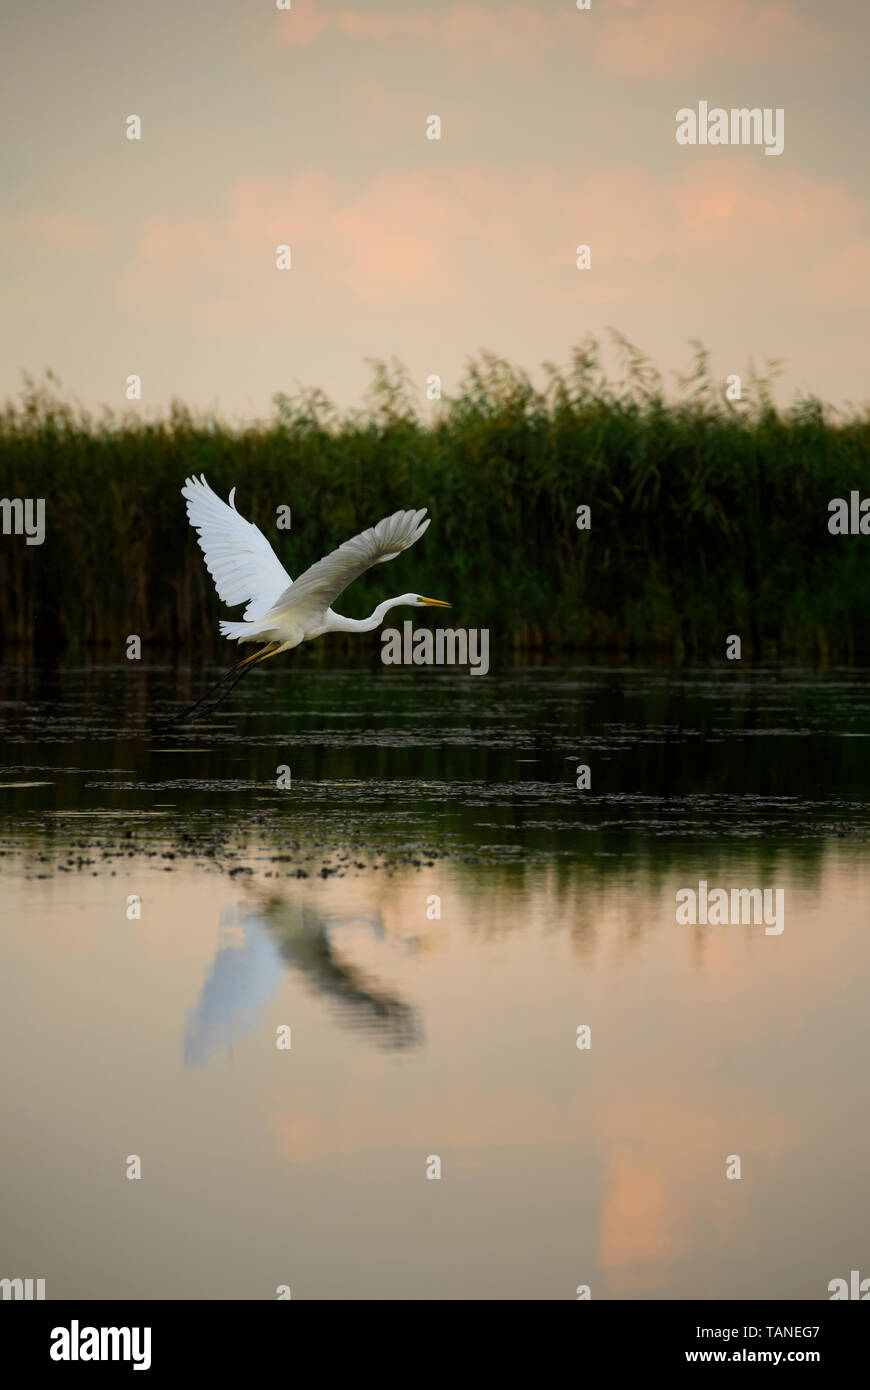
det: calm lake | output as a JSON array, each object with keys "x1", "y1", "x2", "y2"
[{"x1": 1, "y1": 658, "x2": 869, "y2": 1299}]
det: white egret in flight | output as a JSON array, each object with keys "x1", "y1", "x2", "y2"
[{"x1": 175, "y1": 474, "x2": 449, "y2": 718}]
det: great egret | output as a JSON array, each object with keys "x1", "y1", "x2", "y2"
[{"x1": 175, "y1": 474, "x2": 449, "y2": 718}]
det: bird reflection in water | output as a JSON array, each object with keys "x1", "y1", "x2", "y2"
[{"x1": 184, "y1": 888, "x2": 423, "y2": 1064}]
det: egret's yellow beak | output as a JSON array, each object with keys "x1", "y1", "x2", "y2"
[{"x1": 418, "y1": 596, "x2": 451, "y2": 608}]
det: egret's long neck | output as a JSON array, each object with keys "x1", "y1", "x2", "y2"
[{"x1": 327, "y1": 596, "x2": 411, "y2": 634}]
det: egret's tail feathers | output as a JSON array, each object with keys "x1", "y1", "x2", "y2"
[{"x1": 219, "y1": 620, "x2": 258, "y2": 641}]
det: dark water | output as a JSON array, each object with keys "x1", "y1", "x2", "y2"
[{"x1": 1, "y1": 659, "x2": 869, "y2": 1298}]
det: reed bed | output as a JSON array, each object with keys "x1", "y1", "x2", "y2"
[{"x1": 1, "y1": 339, "x2": 869, "y2": 657}]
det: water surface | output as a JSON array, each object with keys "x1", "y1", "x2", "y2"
[{"x1": 1, "y1": 659, "x2": 869, "y2": 1299}]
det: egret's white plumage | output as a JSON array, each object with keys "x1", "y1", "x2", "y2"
[
  {"x1": 181, "y1": 475, "x2": 293, "y2": 623},
  {"x1": 178, "y1": 476, "x2": 448, "y2": 716}
]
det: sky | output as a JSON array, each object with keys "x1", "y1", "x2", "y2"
[{"x1": 2, "y1": 0, "x2": 870, "y2": 420}]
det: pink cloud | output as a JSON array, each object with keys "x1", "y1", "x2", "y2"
[
  {"x1": 277, "y1": 0, "x2": 827, "y2": 71},
  {"x1": 125, "y1": 160, "x2": 870, "y2": 323},
  {"x1": 442, "y1": 3, "x2": 559, "y2": 58},
  {"x1": 276, "y1": 1, "x2": 434, "y2": 48},
  {"x1": 277, "y1": 1, "x2": 575, "y2": 58},
  {"x1": 596, "y1": 0, "x2": 832, "y2": 76},
  {"x1": 671, "y1": 163, "x2": 861, "y2": 255}
]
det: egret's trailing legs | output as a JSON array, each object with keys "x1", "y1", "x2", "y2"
[
  {"x1": 193, "y1": 642, "x2": 286, "y2": 719},
  {"x1": 169, "y1": 642, "x2": 281, "y2": 722}
]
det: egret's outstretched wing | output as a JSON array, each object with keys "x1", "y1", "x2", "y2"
[
  {"x1": 266, "y1": 508, "x2": 430, "y2": 624},
  {"x1": 181, "y1": 474, "x2": 293, "y2": 621}
]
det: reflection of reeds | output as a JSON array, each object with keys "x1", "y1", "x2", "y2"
[{"x1": 2, "y1": 339, "x2": 870, "y2": 655}]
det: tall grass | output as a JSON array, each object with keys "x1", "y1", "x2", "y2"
[{"x1": 1, "y1": 338, "x2": 869, "y2": 657}]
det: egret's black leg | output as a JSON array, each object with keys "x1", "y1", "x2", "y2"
[
  {"x1": 188, "y1": 642, "x2": 283, "y2": 720},
  {"x1": 168, "y1": 644, "x2": 278, "y2": 723}
]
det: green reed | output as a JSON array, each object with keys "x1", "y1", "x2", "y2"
[{"x1": 1, "y1": 339, "x2": 869, "y2": 657}]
